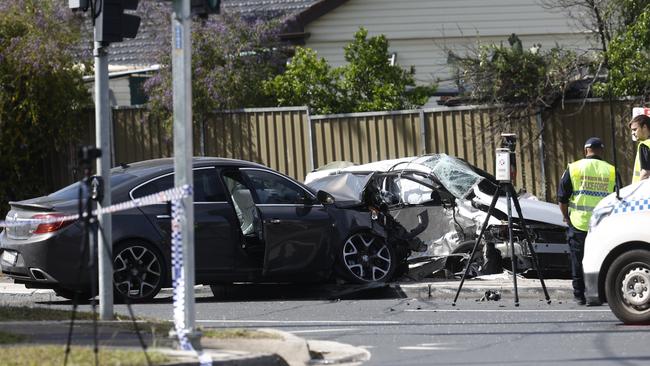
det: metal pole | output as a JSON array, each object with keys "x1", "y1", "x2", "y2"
[
  {"x1": 171, "y1": 0, "x2": 196, "y2": 338},
  {"x1": 94, "y1": 34, "x2": 113, "y2": 320},
  {"x1": 535, "y1": 110, "x2": 547, "y2": 201}
]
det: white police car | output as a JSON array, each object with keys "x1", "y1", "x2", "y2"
[{"x1": 584, "y1": 180, "x2": 650, "y2": 324}]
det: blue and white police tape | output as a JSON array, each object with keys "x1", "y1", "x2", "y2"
[
  {"x1": 0, "y1": 184, "x2": 193, "y2": 229},
  {"x1": 171, "y1": 199, "x2": 212, "y2": 366}
]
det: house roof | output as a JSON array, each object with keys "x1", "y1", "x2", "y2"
[
  {"x1": 88, "y1": 0, "x2": 347, "y2": 68},
  {"x1": 92, "y1": 0, "x2": 336, "y2": 70}
]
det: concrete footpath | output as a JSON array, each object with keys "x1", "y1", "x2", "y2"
[{"x1": 0, "y1": 273, "x2": 574, "y2": 365}]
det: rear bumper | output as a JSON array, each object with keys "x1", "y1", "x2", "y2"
[{"x1": 0, "y1": 224, "x2": 90, "y2": 289}]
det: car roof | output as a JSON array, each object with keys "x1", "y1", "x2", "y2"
[{"x1": 111, "y1": 157, "x2": 267, "y2": 178}]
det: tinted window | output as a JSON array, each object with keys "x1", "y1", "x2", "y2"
[
  {"x1": 49, "y1": 173, "x2": 135, "y2": 201},
  {"x1": 242, "y1": 170, "x2": 307, "y2": 204},
  {"x1": 194, "y1": 168, "x2": 226, "y2": 202},
  {"x1": 132, "y1": 169, "x2": 226, "y2": 202}
]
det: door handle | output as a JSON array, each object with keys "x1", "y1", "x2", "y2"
[
  {"x1": 156, "y1": 215, "x2": 171, "y2": 219},
  {"x1": 268, "y1": 219, "x2": 281, "y2": 224}
]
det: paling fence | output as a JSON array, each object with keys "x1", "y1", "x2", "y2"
[{"x1": 54, "y1": 99, "x2": 637, "y2": 203}]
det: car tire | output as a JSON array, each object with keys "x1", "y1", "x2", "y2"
[
  {"x1": 337, "y1": 231, "x2": 397, "y2": 284},
  {"x1": 210, "y1": 284, "x2": 234, "y2": 300},
  {"x1": 605, "y1": 249, "x2": 650, "y2": 324},
  {"x1": 113, "y1": 240, "x2": 165, "y2": 303},
  {"x1": 445, "y1": 240, "x2": 484, "y2": 278},
  {"x1": 605, "y1": 249, "x2": 650, "y2": 325}
]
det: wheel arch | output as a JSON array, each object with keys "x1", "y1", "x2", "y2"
[{"x1": 598, "y1": 241, "x2": 650, "y2": 303}]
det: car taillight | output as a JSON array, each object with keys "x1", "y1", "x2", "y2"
[{"x1": 31, "y1": 214, "x2": 75, "y2": 234}]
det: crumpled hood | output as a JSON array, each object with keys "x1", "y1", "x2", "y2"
[{"x1": 474, "y1": 188, "x2": 567, "y2": 227}]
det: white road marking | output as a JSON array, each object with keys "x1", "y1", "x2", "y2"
[
  {"x1": 197, "y1": 320, "x2": 400, "y2": 324},
  {"x1": 404, "y1": 309, "x2": 612, "y2": 312},
  {"x1": 400, "y1": 342, "x2": 458, "y2": 351},
  {"x1": 290, "y1": 328, "x2": 359, "y2": 334},
  {"x1": 400, "y1": 346, "x2": 456, "y2": 351}
]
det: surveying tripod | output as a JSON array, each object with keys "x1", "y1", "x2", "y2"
[{"x1": 452, "y1": 181, "x2": 552, "y2": 307}]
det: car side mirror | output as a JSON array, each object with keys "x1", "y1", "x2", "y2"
[{"x1": 316, "y1": 190, "x2": 335, "y2": 205}]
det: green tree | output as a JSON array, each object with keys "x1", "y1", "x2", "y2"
[
  {"x1": 0, "y1": 0, "x2": 91, "y2": 212},
  {"x1": 262, "y1": 47, "x2": 345, "y2": 114},
  {"x1": 265, "y1": 28, "x2": 436, "y2": 114},
  {"x1": 595, "y1": 5, "x2": 650, "y2": 98},
  {"x1": 452, "y1": 34, "x2": 585, "y2": 108},
  {"x1": 144, "y1": 11, "x2": 292, "y2": 124},
  {"x1": 341, "y1": 28, "x2": 434, "y2": 112}
]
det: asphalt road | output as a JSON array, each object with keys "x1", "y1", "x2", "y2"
[{"x1": 7, "y1": 284, "x2": 650, "y2": 366}]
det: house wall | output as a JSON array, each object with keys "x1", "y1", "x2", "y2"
[
  {"x1": 303, "y1": 0, "x2": 596, "y2": 90},
  {"x1": 86, "y1": 77, "x2": 133, "y2": 107}
]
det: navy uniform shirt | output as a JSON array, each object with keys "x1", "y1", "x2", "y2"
[{"x1": 640, "y1": 144, "x2": 650, "y2": 170}]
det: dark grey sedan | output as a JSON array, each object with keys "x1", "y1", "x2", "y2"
[{"x1": 0, "y1": 158, "x2": 419, "y2": 301}]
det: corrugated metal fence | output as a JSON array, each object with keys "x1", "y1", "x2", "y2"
[{"x1": 61, "y1": 99, "x2": 636, "y2": 202}]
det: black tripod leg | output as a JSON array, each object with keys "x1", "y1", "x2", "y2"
[
  {"x1": 505, "y1": 187, "x2": 519, "y2": 307},
  {"x1": 97, "y1": 224, "x2": 152, "y2": 366},
  {"x1": 452, "y1": 187, "x2": 501, "y2": 306},
  {"x1": 507, "y1": 184, "x2": 551, "y2": 304},
  {"x1": 65, "y1": 185, "x2": 90, "y2": 366}
]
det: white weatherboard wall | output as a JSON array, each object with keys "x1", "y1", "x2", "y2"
[{"x1": 304, "y1": 0, "x2": 596, "y2": 89}]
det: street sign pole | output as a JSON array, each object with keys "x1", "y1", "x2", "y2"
[
  {"x1": 94, "y1": 31, "x2": 114, "y2": 321},
  {"x1": 171, "y1": 0, "x2": 197, "y2": 339}
]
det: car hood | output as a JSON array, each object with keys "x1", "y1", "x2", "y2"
[{"x1": 472, "y1": 187, "x2": 566, "y2": 227}]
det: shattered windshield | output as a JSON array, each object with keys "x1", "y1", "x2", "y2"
[{"x1": 419, "y1": 154, "x2": 484, "y2": 199}]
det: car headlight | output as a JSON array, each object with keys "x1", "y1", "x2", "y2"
[{"x1": 589, "y1": 204, "x2": 615, "y2": 231}]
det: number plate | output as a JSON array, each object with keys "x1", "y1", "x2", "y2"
[{"x1": 1, "y1": 251, "x2": 17, "y2": 266}]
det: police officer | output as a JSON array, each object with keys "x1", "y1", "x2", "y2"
[
  {"x1": 558, "y1": 137, "x2": 615, "y2": 305},
  {"x1": 629, "y1": 114, "x2": 650, "y2": 183}
]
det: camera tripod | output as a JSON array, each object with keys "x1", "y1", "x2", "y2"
[
  {"x1": 452, "y1": 181, "x2": 551, "y2": 307},
  {"x1": 64, "y1": 146, "x2": 151, "y2": 366}
]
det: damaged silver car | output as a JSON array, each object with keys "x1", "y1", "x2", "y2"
[{"x1": 306, "y1": 154, "x2": 569, "y2": 279}]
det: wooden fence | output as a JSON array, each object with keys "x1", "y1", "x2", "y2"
[{"x1": 57, "y1": 99, "x2": 637, "y2": 203}]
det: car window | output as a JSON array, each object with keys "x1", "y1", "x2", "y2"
[
  {"x1": 49, "y1": 173, "x2": 135, "y2": 201},
  {"x1": 131, "y1": 168, "x2": 226, "y2": 202},
  {"x1": 395, "y1": 176, "x2": 435, "y2": 205},
  {"x1": 242, "y1": 170, "x2": 307, "y2": 205}
]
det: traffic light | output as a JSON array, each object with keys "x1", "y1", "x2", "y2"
[
  {"x1": 96, "y1": 0, "x2": 141, "y2": 44},
  {"x1": 191, "y1": 0, "x2": 221, "y2": 17}
]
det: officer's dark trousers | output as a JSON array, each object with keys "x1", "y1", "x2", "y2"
[{"x1": 567, "y1": 225, "x2": 587, "y2": 299}]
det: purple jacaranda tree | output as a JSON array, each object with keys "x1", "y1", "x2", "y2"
[
  {"x1": 143, "y1": 9, "x2": 292, "y2": 124},
  {"x1": 0, "y1": 0, "x2": 91, "y2": 214}
]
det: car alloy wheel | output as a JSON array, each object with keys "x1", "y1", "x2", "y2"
[
  {"x1": 605, "y1": 249, "x2": 650, "y2": 325},
  {"x1": 113, "y1": 242, "x2": 164, "y2": 302},
  {"x1": 340, "y1": 232, "x2": 396, "y2": 283}
]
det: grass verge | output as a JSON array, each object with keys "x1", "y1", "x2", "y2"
[
  {"x1": 0, "y1": 331, "x2": 26, "y2": 344},
  {"x1": 0, "y1": 345, "x2": 170, "y2": 366},
  {"x1": 202, "y1": 328, "x2": 282, "y2": 340},
  {"x1": 0, "y1": 306, "x2": 99, "y2": 321}
]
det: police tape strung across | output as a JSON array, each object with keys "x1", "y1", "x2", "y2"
[
  {"x1": 0, "y1": 184, "x2": 212, "y2": 364},
  {"x1": 0, "y1": 185, "x2": 193, "y2": 228},
  {"x1": 171, "y1": 198, "x2": 212, "y2": 366}
]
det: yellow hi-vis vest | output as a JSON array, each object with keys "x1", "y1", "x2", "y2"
[
  {"x1": 632, "y1": 139, "x2": 650, "y2": 183},
  {"x1": 568, "y1": 158, "x2": 616, "y2": 231}
]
